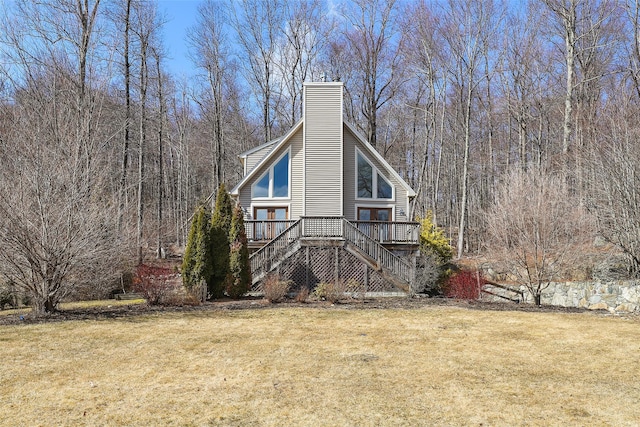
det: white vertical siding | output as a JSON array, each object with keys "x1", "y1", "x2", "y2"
[{"x1": 303, "y1": 83, "x2": 343, "y2": 216}]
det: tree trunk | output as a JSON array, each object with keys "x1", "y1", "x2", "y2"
[
  {"x1": 155, "y1": 50, "x2": 164, "y2": 259},
  {"x1": 137, "y1": 40, "x2": 148, "y2": 265},
  {"x1": 534, "y1": 293, "x2": 542, "y2": 306},
  {"x1": 456, "y1": 80, "x2": 473, "y2": 259},
  {"x1": 118, "y1": 0, "x2": 132, "y2": 231}
]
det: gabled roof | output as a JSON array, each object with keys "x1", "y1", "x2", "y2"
[
  {"x1": 238, "y1": 138, "x2": 280, "y2": 159},
  {"x1": 230, "y1": 119, "x2": 303, "y2": 196},
  {"x1": 344, "y1": 121, "x2": 416, "y2": 198},
  {"x1": 231, "y1": 116, "x2": 416, "y2": 199}
]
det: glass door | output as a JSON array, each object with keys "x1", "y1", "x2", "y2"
[
  {"x1": 357, "y1": 208, "x2": 392, "y2": 241},
  {"x1": 254, "y1": 207, "x2": 288, "y2": 240}
]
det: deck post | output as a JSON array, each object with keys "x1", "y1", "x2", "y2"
[
  {"x1": 334, "y1": 246, "x2": 340, "y2": 284},
  {"x1": 305, "y1": 246, "x2": 310, "y2": 288},
  {"x1": 363, "y1": 263, "x2": 369, "y2": 292}
]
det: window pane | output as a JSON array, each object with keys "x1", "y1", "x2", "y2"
[
  {"x1": 358, "y1": 209, "x2": 371, "y2": 221},
  {"x1": 377, "y1": 173, "x2": 392, "y2": 199},
  {"x1": 274, "y1": 208, "x2": 287, "y2": 220},
  {"x1": 357, "y1": 153, "x2": 372, "y2": 198},
  {"x1": 376, "y1": 209, "x2": 390, "y2": 221},
  {"x1": 273, "y1": 153, "x2": 289, "y2": 197},
  {"x1": 253, "y1": 172, "x2": 269, "y2": 198},
  {"x1": 255, "y1": 208, "x2": 268, "y2": 220}
]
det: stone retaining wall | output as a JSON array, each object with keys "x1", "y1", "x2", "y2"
[{"x1": 481, "y1": 281, "x2": 640, "y2": 313}]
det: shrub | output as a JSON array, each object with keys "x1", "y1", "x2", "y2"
[
  {"x1": 444, "y1": 270, "x2": 485, "y2": 300},
  {"x1": 416, "y1": 212, "x2": 454, "y2": 294},
  {"x1": 133, "y1": 264, "x2": 179, "y2": 305},
  {"x1": 209, "y1": 185, "x2": 233, "y2": 299},
  {"x1": 294, "y1": 286, "x2": 310, "y2": 303},
  {"x1": 413, "y1": 255, "x2": 442, "y2": 296},
  {"x1": 418, "y1": 212, "x2": 453, "y2": 264},
  {"x1": 226, "y1": 204, "x2": 251, "y2": 299},
  {"x1": 263, "y1": 274, "x2": 291, "y2": 303},
  {"x1": 182, "y1": 204, "x2": 212, "y2": 300},
  {"x1": 313, "y1": 281, "x2": 346, "y2": 303},
  {"x1": 343, "y1": 279, "x2": 365, "y2": 299},
  {"x1": 0, "y1": 287, "x2": 14, "y2": 310}
]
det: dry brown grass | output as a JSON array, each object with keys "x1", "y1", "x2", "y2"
[
  {"x1": 1, "y1": 306, "x2": 639, "y2": 426},
  {"x1": 0, "y1": 299, "x2": 146, "y2": 317}
]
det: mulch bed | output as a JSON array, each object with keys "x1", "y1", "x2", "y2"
[{"x1": 0, "y1": 296, "x2": 632, "y2": 326}]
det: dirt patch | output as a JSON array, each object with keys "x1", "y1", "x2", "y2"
[{"x1": 1, "y1": 296, "x2": 633, "y2": 326}]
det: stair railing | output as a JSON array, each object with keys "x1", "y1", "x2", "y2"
[
  {"x1": 342, "y1": 219, "x2": 413, "y2": 285},
  {"x1": 250, "y1": 219, "x2": 301, "y2": 281}
]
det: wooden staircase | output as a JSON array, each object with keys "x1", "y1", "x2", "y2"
[{"x1": 250, "y1": 217, "x2": 414, "y2": 292}]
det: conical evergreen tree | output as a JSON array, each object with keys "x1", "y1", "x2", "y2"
[
  {"x1": 209, "y1": 184, "x2": 233, "y2": 298},
  {"x1": 226, "y1": 203, "x2": 252, "y2": 298},
  {"x1": 182, "y1": 204, "x2": 212, "y2": 299}
]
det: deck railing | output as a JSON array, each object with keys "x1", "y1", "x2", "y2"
[
  {"x1": 246, "y1": 220, "x2": 297, "y2": 242},
  {"x1": 352, "y1": 220, "x2": 420, "y2": 243},
  {"x1": 245, "y1": 218, "x2": 419, "y2": 244}
]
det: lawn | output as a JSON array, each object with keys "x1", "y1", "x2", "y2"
[{"x1": 1, "y1": 305, "x2": 639, "y2": 426}]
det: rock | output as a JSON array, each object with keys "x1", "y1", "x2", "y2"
[
  {"x1": 588, "y1": 302, "x2": 609, "y2": 311},
  {"x1": 615, "y1": 303, "x2": 637, "y2": 313}
]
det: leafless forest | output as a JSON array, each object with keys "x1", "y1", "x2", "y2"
[{"x1": 1, "y1": 0, "x2": 640, "y2": 310}]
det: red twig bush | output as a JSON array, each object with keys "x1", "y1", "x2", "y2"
[
  {"x1": 444, "y1": 270, "x2": 485, "y2": 300},
  {"x1": 133, "y1": 264, "x2": 179, "y2": 305}
]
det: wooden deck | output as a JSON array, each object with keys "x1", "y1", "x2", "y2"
[{"x1": 245, "y1": 217, "x2": 420, "y2": 292}]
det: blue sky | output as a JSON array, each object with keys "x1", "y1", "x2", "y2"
[{"x1": 158, "y1": 0, "x2": 202, "y2": 78}]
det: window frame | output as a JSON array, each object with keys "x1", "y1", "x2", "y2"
[
  {"x1": 251, "y1": 148, "x2": 291, "y2": 200},
  {"x1": 355, "y1": 148, "x2": 395, "y2": 201}
]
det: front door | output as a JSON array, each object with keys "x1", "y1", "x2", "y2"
[
  {"x1": 357, "y1": 208, "x2": 392, "y2": 241},
  {"x1": 254, "y1": 207, "x2": 288, "y2": 240}
]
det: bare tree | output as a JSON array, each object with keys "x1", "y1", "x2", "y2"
[
  {"x1": 589, "y1": 102, "x2": 640, "y2": 276},
  {"x1": 130, "y1": 0, "x2": 163, "y2": 264},
  {"x1": 542, "y1": 0, "x2": 579, "y2": 160},
  {"x1": 485, "y1": 168, "x2": 593, "y2": 305},
  {"x1": 189, "y1": 0, "x2": 232, "y2": 194},
  {"x1": 438, "y1": 0, "x2": 504, "y2": 258},
  {"x1": 112, "y1": 0, "x2": 133, "y2": 230},
  {"x1": 277, "y1": 0, "x2": 331, "y2": 127},
  {"x1": 404, "y1": 1, "x2": 448, "y2": 222},
  {"x1": 0, "y1": 0, "x2": 124, "y2": 313},
  {"x1": 0, "y1": 105, "x2": 121, "y2": 313},
  {"x1": 230, "y1": 0, "x2": 285, "y2": 143},
  {"x1": 152, "y1": 46, "x2": 167, "y2": 259},
  {"x1": 338, "y1": 0, "x2": 405, "y2": 148}
]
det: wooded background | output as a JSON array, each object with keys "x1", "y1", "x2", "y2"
[{"x1": 1, "y1": 0, "x2": 639, "y2": 282}]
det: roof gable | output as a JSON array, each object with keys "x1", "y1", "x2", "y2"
[
  {"x1": 230, "y1": 119, "x2": 303, "y2": 195},
  {"x1": 343, "y1": 121, "x2": 416, "y2": 198},
  {"x1": 231, "y1": 117, "x2": 415, "y2": 200}
]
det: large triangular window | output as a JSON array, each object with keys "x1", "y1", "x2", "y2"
[
  {"x1": 252, "y1": 151, "x2": 290, "y2": 198},
  {"x1": 356, "y1": 150, "x2": 393, "y2": 200}
]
